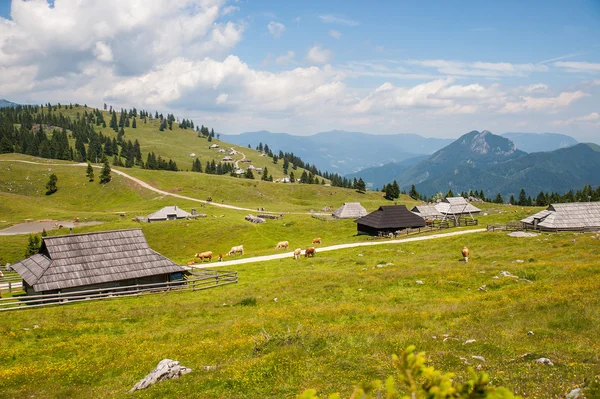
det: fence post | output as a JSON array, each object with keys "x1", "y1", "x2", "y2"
[{"x1": 8, "y1": 281, "x2": 11, "y2": 293}]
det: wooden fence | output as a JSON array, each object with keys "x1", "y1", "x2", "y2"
[
  {"x1": 0, "y1": 275, "x2": 23, "y2": 294},
  {"x1": 0, "y1": 270, "x2": 237, "y2": 312},
  {"x1": 486, "y1": 221, "x2": 525, "y2": 232}
]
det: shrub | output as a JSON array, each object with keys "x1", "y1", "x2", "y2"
[
  {"x1": 298, "y1": 346, "x2": 520, "y2": 399},
  {"x1": 238, "y1": 297, "x2": 257, "y2": 306}
]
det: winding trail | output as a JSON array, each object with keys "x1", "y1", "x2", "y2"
[
  {"x1": 192, "y1": 228, "x2": 486, "y2": 269},
  {"x1": 1, "y1": 159, "x2": 263, "y2": 213}
]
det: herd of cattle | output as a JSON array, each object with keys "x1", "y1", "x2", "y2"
[{"x1": 193, "y1": 238, "x2": 321, "y2": 263}]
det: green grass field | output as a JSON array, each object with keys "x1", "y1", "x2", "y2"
[
  {"x1": 1, "y1": 231, "x2": 599, "y2": 398},
  {"x1": 2, "y1": 153, "x2": 596, "y2": 398}
]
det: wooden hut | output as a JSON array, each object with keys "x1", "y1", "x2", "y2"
[
  {"x1": 10, "y1": 229, "x2": 185, "y2": 295},
  {"x1": 332, "y1": 202, "x2": 368, "y2": 219},
  {"x1": 147, "y1": 205, "x2": 191, "y2": 222},
  {"x1": 435, "y1": 197, "x2": 481, "y2": 222},
  {"x1": 521, "y1": 202, "x2": 600, "y2": 231},
  {"x1": 355, "y1": 205, "x2": 426, "y2": 235},
  {"x1": 411, "y1": 205, "x2": 444, "y2": 220}
]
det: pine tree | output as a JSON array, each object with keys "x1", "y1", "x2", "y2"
[
  {"x1": 245, "y1": 169, "x2": 254, "y2": 179},
  {"x1": 45, "y1": 173, "x2": 58, "y2": 195},
  {"x1": 100, "y1": 159, "x2": 112, "y2": 183},
  {"x1": 356, "y1": 178, "x2": 366, "y2": 193},
  {"x1": 446, "y1": 189, "x2": 454, "y2": 198},
  {"x1": 86, "y1": 162, "x2": 94, "y2": 182},
  {"x1": 509, "y1": 194, "x2": 516, "y2": 205},
  {"x1": 494, "y1": 193, "x2": 503, "y2": 204},
  {"x1": 24, "y1": 234, "x2": 41, "y2": 257},
  {"x1": 262, "y1": 167, "x2": 269, "y2": 181},
  {"x1": 289, "y1": 171, "x2": 295, "y2": 183},
  {"x1": 518, "y1": 188, "x2": 527, "y2": 206},
  {"x1": 132, "y1": 118, "x2": 137, "y2": 128}
]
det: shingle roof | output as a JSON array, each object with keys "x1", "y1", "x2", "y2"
[
  {"x1": 147, "y1": 206, "x2": 191, "y2": 220},
  {"x1": 435, "y1": 197, "x2": 481, "y2": 215},
  {"x1": 355, "y1": 205, "x2": 426, "y2": 229},
  {"x1": 10, "y1": 229, "x2": 183, "y2": 292},
  {"x1": 411, "y1": 205, "x2": 443, "y2": 219},
  {"x1": 521, "y1": 202, "x2": 600, "y2": 230},
  {"x1": 332, "y1": 202, "x2": 368, "y2": 219}
]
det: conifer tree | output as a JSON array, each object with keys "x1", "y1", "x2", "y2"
[
  {"x1": 86, "y1": 162, "x2": 94, "y2": 182},
  {"x1": 100, "y1": 159, "x2": 112, "y2": 183},
  {"x1": 45, "y1": 173, "x2": 58, "y2": 195},
  {"x1": 356, "y1": 178, "x2": 366, "y2": 193}
]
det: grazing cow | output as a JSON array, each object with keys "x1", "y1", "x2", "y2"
[
  {"x1": 462, "y1": 247, "x2": 470, "y2": 262},
  {"x1": 218, "y1": 253, "x2": 224, "y2": 261},
  {"x1": 312, "y1": 237, "x2": 322, "y2": 244},
  {"x1": 276, "y1": 241, "x2": 289, "y2": 249},
  {"x1": 305, "y1": 247, "x2": 316, "y2": 257},
  {"x1": 293, "y1": 248, "x2": 302, "y2": 260},
  {"x1": 227, "y1": 245, "x2": 244, "y2": 256},
  {"x1": 195, "y1": 251, "x2": 213, "y2": 262},
  {"x1": 72, "y1": 217, "x2": 79, "y2": 223}
]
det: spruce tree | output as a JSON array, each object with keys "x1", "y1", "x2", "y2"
[
  {"x1": 100, "y1": 159, "x2": 112, "y2": 184},
  {"x1": 356, "y1": 178, "x2": 366, "y2": 193},
  {"x1": 45, "y1": 173, "x2": 58, "y2": 195},
  {"x1": 24, "y1": 234, "x2": 41, "y2": 257},
  {"x1": 86, "y1": 162, "x2": 94, "y2": 182},
  {"x1": 494, "y1": 193, "x2": 503, "y2": 204}
]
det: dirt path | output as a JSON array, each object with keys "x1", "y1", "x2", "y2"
[
  {"x1": 191, "y1": 228, "x2": 486, "y2": 269},
  {"x1": 233, "y1": 151, "x2": 246, "y2": 169}
]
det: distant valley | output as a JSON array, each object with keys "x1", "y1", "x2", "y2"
[{"x1": 220, "y1": 130, "x2": 454, "y2": 175}]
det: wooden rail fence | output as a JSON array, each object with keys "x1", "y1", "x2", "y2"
[{"x1": 0, "y1": 270, "x2": 237, "y2": 312}]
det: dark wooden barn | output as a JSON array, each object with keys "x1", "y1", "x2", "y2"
[
  {"x1": 355, "y1": 205, "x2": 426, "y2": 235},
  {"x1": 11, "y1": 229, "x2": 185, "y2": 295}
]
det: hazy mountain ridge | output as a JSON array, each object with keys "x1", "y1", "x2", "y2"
[
  {"x1": 220, "y1": 130, "x2": 453, "y2": 175},
  {"x1": 348, "y1": 130, "x2": 600, "y2": 199},
  {"x1": 501, "y1": 132, "x2": 578, "y2": 153},
  {"x1": 0, "y1": 99, "x2": 19, "y2": 108}
]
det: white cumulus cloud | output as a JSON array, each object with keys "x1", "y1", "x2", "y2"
[
  {"x1": 267, "y1": 21, "x2": 285, "y2": 38},
  {"x1": 306, "y1": 45, "x2": 332, "y2": 65},
  {"x1": 276, "y1": 51, "x2": 295, "y2": 65},
  {"x1": 329, "y1": 29, "x2": 341, "y2": 39}
]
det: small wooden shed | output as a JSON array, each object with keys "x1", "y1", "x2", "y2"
[
  {"x1": 521, "y1": 202, "x2": 600, "y2": 231},
  {"x1": 355, "y1": 205, "x2": 426, "y2": 235},
  {"x1": 147, "y1": 205, "x2": 191, "y2": 222},
  {"x1": 10, "y1": 229, "x2": 185, "y2": 295},
  {"x1": 332, "y1": 202, "x2": 368, "y2": 219}
]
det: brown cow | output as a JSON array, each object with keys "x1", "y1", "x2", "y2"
[
  {"x1": 462, "y1": 247, "x2": 470, "y2": 262},
  {"x1": 305, "y1": 247, "x2": 316, "y2": 257},
  {"x1": 312, "y1": 237, "x2": 322, "y2": 244},
  {"x1": 218, "y1": 253, "x2": 224, "y2": 261},
  {"x1": 195, "y1": 251, "x2": 213, "y2": 262},
  {"x1": 276, "y1": 241, "x2": 289, "y2": 249},
  {"x1": 293, "y1": 248, "x2": 302, "y2": 260}
]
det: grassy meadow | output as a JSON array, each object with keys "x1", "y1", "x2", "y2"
[
  {"x1": 1, "y1": 230, "x2": 599, "y2": 398},
  {"x1": 2, "y1": 150, "x2": 597, "y2": 398}
]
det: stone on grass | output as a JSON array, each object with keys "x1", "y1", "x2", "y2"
[
  {"x1": 416, "y1": 280, "x2": 424, "y2": 285},
  {"x1": 129, "y1": 359, "x2": 192, "y2": 393},
  {"x1": 463, "y1": 339, "x2": 477, "y2": 345},
  {"x1": 566, "y1": 388, "x2": 584, "y2": 399},
  {"x1": 527, "y1": 331, "x2": 534, "y2": 335},
  {"x1": 471, "y1": 356, "x2": 485, "y2": 362},
  {"x1": 535, "y1": 357, "x2": 554, "y2": 366}
]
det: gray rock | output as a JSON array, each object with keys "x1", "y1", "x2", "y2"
[
  {"x1": 535, "y1": 357, "x2": 554, "y2": 366},
  {"x1": 129, "y1": 359, "x2": 192, "y2": 392},
  {"x1": 566, "y1": 388, "x2": 584, "y2": 399}
]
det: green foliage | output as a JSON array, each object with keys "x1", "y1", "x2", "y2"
[
  {"x1": 99, "y1": 160, "x2": 111, "y2": 184},
  {"x1": 86, "y1": 162, "x2": 94, "y2": 182},
  {"x1": 24, "y1": 233, "x2": 41, "y2": 257},
  {"x1": 300, "y1": 346, "x2": 520, "y2": 399},
  {"x1": 45, "y1": 173, "x2": 58, "y2": 195},
  {"x1": 355, "y1": 177, "x2": 366, "y2": 193},
  {"x1": 237, "y1": 297, "x2": 257, "y2": 306}
]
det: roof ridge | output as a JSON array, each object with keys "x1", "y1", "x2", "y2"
[{"x1": 43, "y1": 228, "x2": 143, "y2": 241}]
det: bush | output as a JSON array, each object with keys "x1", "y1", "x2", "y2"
[
  {"x1": 238, "y1": 297, "x2": 257, "y2": 306},
  {"x1": 298, "y1": 346, "x2": 520, "y2": 399}
]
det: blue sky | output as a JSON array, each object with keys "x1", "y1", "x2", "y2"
[{"x1": 0, "y1": 0, "x2": 599, "y2": 141}]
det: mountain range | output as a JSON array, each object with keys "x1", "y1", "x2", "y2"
[
  {"x1": 350, "y1": 130, "x2": 600, "y2": 199},
  {"x1": 220, "y1": 130, "x2": 454, "y2": 175},
  {"x1": 0, "y1": 99, "x2": 19, "y2": 108}
]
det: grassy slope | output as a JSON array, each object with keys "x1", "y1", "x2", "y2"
[
  {"x1": 49, "y1": 105, "x2": 318, "y2": 180},
  {"x1": 1, "y1": 231, "x2": 599, "y2": 398},
  {"x1": 0, "y1": 154, "x2": 431, "y2": 264}
]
